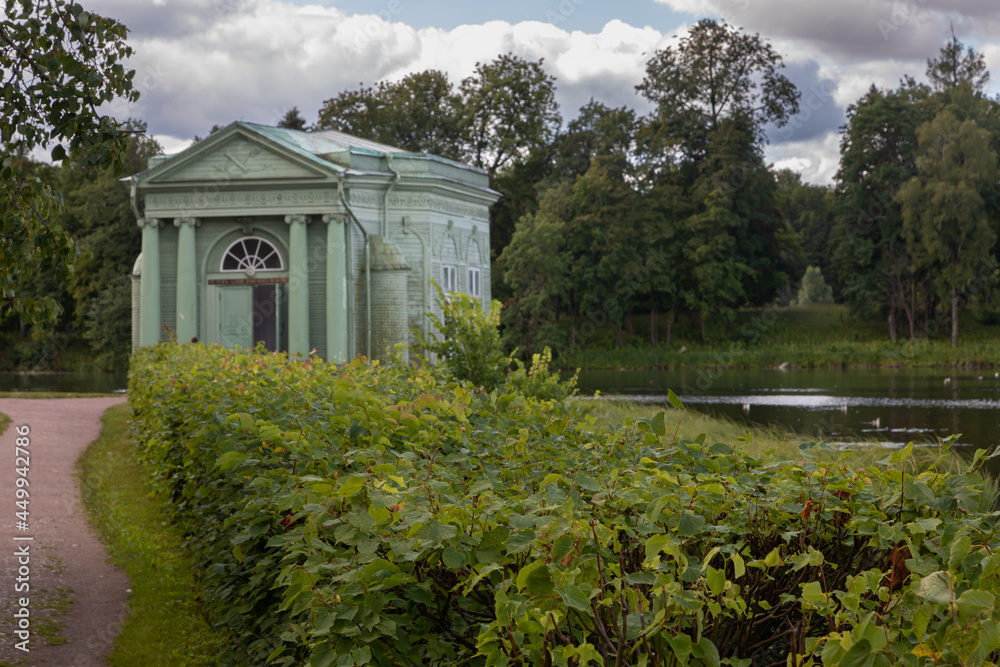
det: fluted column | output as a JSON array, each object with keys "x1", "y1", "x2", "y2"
[
  {"x1": 174, "y1": 217, "x2": 200, "y2": 343},
  {"x1": 323, "y1": 213, "x2": 348, "y2": 363},
  {"x1": 137, "y1": 217, "x2": 163, "y2": 346},
  {"x1": 284, "y1": 214, "x2": 310, "y2": 357}
]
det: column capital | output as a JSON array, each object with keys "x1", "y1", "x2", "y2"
[
  {"x1": 284, "y1": 214, "x2": 310, "y2": 225},
  {"x1": 137, "y1": 217, "x2": 163, "y2": 229},
  {"x1": 173, "y1": 217, "x2": 201, "y2": 228},
  {"x1": 321, "y1": 213, "x2": 345, "y2": 224}
]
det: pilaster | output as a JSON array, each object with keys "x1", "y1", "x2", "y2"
[
  {"x1": 323, "y1": 213, "x2": 348, "y2": 363},
  {"x1": 137, "y1": 217, "x2": 163, "y2": 346},
  {"x1": 174, "y1": 217, "x2": 200, "y2": 343},
  {"x1": 285, "y1": 214, "x2": 311, "y2": 357}
]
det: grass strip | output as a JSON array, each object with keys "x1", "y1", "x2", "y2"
[
  {"x1": 76, "y1": 403, "x2": 225, "y2": 666},
  {"x1": 0, "y1": 392, "x2": 121, "y2": 399},
  {"x1": 0, "y1": 412, "x2": 10, "y2": 436}
]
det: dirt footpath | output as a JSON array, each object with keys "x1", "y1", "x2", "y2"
[{"x1": 0, "y1": 397, "x2": 130, "y2": 667}]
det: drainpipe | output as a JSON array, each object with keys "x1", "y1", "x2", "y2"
[
  {"x1": 382, "y1": 154, "x2": 400, "y2": 237},
  {"x1": 338, "y1": 180, "x2": 371, "y2": 362},
  {"x1": 401, "y1": 216, "x2": 430, "y2": 342}
]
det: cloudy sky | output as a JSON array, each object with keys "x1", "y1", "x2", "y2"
[{"x1": 89, "y1": 0, "x2": 1000, "y2": 185}]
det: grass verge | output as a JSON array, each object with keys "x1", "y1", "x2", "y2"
[
  {"x1": 574, "y1": 397, "x2": 807, "y2": 458},
  {"x1": 76, "y1": 403, "x2": 225, "y2": 666},
  {"x1": 577, "y1": 397, "x2": 1000, "y2": 509},
  {"x1": 0, "y1": 392, "x2": 121, "y2": 399},
  {"x1": 0, "y1": 412, "x2": 9, "y2": 436}
]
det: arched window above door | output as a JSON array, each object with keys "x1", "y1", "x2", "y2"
[{"x1": 221, "y1": 237, "x2": 283, "y2": 276}]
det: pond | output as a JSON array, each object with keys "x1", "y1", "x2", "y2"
[
  {"x1": 0, "y1": 372, "x2": 128, "y2": 394},
  {"x1": 577, "y1": 367, "x2": 1000, "y2": 455}
]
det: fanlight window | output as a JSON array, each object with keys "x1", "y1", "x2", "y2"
[{"x1": 221, "y1": 237, "x2": 283, "y2": 276}]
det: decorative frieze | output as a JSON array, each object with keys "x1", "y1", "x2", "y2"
[
  {"x1": 348, "y1": 190, "x2": 382, "y2": 208},
  {"x1": 387, "y1": 194, "x2": 489, "y2": 220},
  {"x1": 145, "y1": 189, "x2": 338, "y2": 212}
]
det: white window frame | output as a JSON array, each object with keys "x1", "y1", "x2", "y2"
[
  {"x1": 468, "y1": 267, "x2": 481, "y2": 298},
  {"x1": 442, "y1": 265, "x2": 458, "y2": 293},
  {"x1": 220, "y1": 236, "x2": 284, "y2": 276}
]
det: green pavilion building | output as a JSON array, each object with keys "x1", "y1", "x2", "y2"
[{"x1": 129, "y1": 122, "x2": 499, "y2": 363}]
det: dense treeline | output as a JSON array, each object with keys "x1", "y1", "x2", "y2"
[
  {"x1": 313, "y1": 22, "x2": 1000, "y2": 355},
  {"x1": 6, "y1": 21, "x2": 999, "y2": 371},
  {"x1": 0, "y1": 122, "x2": 159, "y2": 371}
]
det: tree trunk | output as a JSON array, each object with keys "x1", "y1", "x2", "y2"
[
  {"x1": 951, "y1": 286, "x2": 959, "y2": 347},
  {"x1": 666, "y1": 309, "x2": 674, "y2": 346},
  {"x1": 650, "y1": 303, "x2": 658, "y2": 346},
  {"x1": 615, "y1": 323, "x2": 623, "y2": 350},
  {"x1": 699, "y1": 312, "x2": 707, "y2": 345},
  {"x1": 569, "y1": 303, "x2": 576, "y2": 348},
  {"x1": 887, "y1": 294, "x2": 897, "y2": 342},
  {"x1": 627, "y1": 308, "x2": 634, "y2": 337}
]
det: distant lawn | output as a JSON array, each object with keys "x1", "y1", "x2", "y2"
[
  {"x1": 556, "y1": 304, "x2": 1000, "y2": 369},
  {"x1": 76, "y1": 404, "x2": 225, "y2": 666},
  {"x1": 0, "y1": 412, "x2": 9, "y2": 436}
]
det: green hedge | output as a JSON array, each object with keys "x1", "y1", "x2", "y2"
[{"x1": 129, "y1": 343, "x2": 1000, "y2": 666}]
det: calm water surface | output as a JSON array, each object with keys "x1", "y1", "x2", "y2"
[{"x1": 577, "y1": 368, "x2": 1000, "y2": 455}]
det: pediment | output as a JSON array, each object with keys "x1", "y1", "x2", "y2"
[{"x1": 148, "y1": 133, "x2": 334, "y2": 184}]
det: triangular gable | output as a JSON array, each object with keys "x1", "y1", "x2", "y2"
[{"x1": 146, "y1": 126, "x2": 339, "y2": 185}]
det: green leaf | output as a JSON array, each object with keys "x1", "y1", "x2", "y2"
[
  {"x1": 215, "y1": 450, "x2": 249, "y2": 472},
  {"x1": 337, "y1": 476, "x2": 366, "y2": 498},
  {"x1": 956, "y1": 589, "x2": 994, "y2": 616},
  {"x1": 730, "y1": 552, "x2": 745, "y2": 579},
  {"x1": 668, "y1": 390, "x2": 684, "y2": 411},
  {"x1": 538, "y1": 472, "x2": 561, "y2": 489},
  {"x1": 677, "y1": 512, "x2": 705, "y2": 537},
  {"x1": 442, "y1": 547, "x2": 466, "y2": 570},
  {"x1": 948, "y1": 534, "x2": 971, "y2": 571},
  {"x1": 558, "y1": 584, "x2": 591, "y2": 611},
  {"x1": 516, "y1": 560, "x2": 554, "y2": 596},
  {"x1": 505, "y1": 530, "x2": 536, "y2": 554},
  {"x1": 412, "y1": 521, "x2": 458, "y2": 544},
  {"x1": 917, "y1": 571, "x2": 953, "y2": 605},
  {"x1": 697, "y1": 637, "x2": 721, "y2": 667},
  {"x1": 838, "y1": 638, "x2": 873, "y2": 667},
  {"x1": 706, "y1": 566, "x2": 726, "y2": 596},
  {"x1": 651, "y1": 411, "x2": 666, "y2": 436},
  {"x1": 668, "y1": 634, "x2": 692, "y2": 663},
  {"x1": 574, "y1": 474, "x2": 600, "y2": 492},
  {"x1": 763, "y1": 547, "x2": 783, "y2": 568}
]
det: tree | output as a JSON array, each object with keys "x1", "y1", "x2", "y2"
[
  {"x1": 775, "y1": 169, "x2": 834, "y2": 288},
  {"x1": 497, "y1": 208, "x2": 570, "y2": 355},
  {"x1": 796, "y1": 266, "x2": 834, "y2": 305},
  {"x1": 277, "y1": 107, "x2": 308, "y2": 131},
  {"x1": 926, "y1": 30, "x2": 990, "y2": 94},
  {"x1": 636, "y1": 18, "x2": 799, "y2": 159},
  {"x1": 458, "y1": 53, "x2": 561, "y2": 180},
  {"x1": 897, "y1": 110, "x2": 998, "y2": 346},
  {"x1": 832, "y1": 84, "x2": 924, "y2": 340},
  {"x1": 1, "y1": 0, "x2": 137, "y2": 326},
  {"x1": 58, "y1": 121, "x2": 160, "y2": 368},
  {"x1": 316, "y1": 70, "x2": 463, "y2": 159}
]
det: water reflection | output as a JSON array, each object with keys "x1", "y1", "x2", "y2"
[{"x1": 576, "y1": 368, "x2": 1000, "y2": 454}]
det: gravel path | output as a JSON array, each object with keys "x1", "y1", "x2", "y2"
[{"x1": 0, "y1": 397, "x2": 130, "y2": 667}]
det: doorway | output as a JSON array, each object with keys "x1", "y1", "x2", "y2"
[{"x1": 216, "y1": 284, "x2": 284, "y2": 351}]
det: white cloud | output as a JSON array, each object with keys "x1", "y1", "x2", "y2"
[
  {"x1": 765, "y1": 131, "x2": 842, "y2": 186},
  {"x1": 86, "y1": 0, "x2": 1000, "y2": 185}
]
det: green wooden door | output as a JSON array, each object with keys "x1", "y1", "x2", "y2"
[{"x1": 219, "y1": 286, "x2": 253, "y2": 349}]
